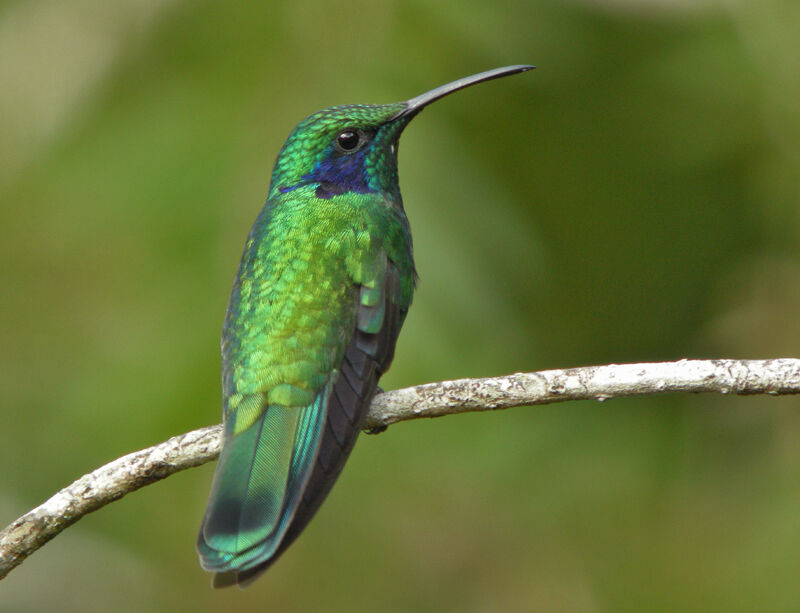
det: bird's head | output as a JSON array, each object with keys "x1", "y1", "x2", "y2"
[{"x1": 268, "y1": 65, "x2": 534, "y2": 202}]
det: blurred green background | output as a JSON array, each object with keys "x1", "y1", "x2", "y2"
[{"x1": 2, "y1": 0, "x2": 800, "y2": 611}]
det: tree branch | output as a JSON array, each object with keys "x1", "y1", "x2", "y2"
[{"x1": 2, "y1": 358, "x2": 799, "y2": 580}]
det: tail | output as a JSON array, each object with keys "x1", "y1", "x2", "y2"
[{"x1": 197, "y1": 387, "x2": 329, "y2": 579}]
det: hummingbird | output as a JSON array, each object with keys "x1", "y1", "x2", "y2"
[{"x1": 197, "y1": 65, "x2": 534, "y2": 587}]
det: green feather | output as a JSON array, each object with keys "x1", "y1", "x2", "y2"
[{"x1": 198, "y1": 386, "x2": 329, "y2": 572}]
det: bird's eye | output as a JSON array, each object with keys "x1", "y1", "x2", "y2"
[{"x1": 336, "y1": 130, "x2": 362, "y2": 152}]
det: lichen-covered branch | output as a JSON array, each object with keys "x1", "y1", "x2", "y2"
[
  {"x1": 367, "y1": 358, "x2": 800, "y2": 427},
  {"x1": 2, "y1": 358, "x2": 799, "y2": 580},
  {"x1": 0, "y1": 426, "x2": 222, "y2": 581}
]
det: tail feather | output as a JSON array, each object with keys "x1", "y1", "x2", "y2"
[{"x1": 197, "y1": 389, "x2": 328, "y2": 575}]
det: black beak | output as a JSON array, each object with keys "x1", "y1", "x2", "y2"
[{"x1": 393, "y1": 65, "x2": 535, "y2": 119}]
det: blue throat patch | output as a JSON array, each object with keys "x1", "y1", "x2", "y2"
[{"x1": 278, "y1": 147, "x2": 375, "y2": 200}]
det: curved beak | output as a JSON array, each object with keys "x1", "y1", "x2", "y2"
[{"x1": 393, "y1": 65, "x2": 535, "y2": 120}]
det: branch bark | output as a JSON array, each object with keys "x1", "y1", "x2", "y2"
[{"x1": 2, "y1": 358, "x2": 799, "y2": 580}]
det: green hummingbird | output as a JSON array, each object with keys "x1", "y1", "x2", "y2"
[{"x1": 197, "y1": 65, "x2": 534, "y2": 587}]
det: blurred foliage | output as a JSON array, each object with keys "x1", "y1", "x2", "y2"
[{"x1": 2, "y1": 0, "x2": 800, "y2": 611}]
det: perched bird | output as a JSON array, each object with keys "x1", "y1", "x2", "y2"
[{"x1": 197, "y1": 65, "x2": 534, "y2": 587}]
